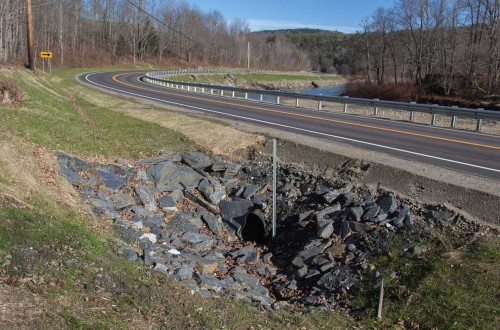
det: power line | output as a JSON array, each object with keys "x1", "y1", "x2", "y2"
[{"x1": 124, "y1": 0, "x2": 204, "y2": 47}]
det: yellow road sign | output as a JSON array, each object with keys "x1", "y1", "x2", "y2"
[{"x1": 40, "y1": 51, "x2": 52, "y2": 58}]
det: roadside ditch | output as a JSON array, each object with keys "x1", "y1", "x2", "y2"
[{"x1": 56, "y1": 148, "x2": 492, "y2": 314}]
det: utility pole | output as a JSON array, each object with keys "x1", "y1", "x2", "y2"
[
  {"x1": 247, "y1": 41, "x2": 250, "y2": 73},
  {"x1": 25, "y1": 0, "x2": 35, "y2": 71}
]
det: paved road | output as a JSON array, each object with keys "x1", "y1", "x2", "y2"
[{"x1": 81, "y1": 71, "x2": 500, "y2": 180}]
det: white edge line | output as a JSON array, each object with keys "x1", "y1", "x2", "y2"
[
  {"x1": 136, "y1": 75, "x2": 500, "y2": 140},
  {"x1": 83, "y1": 73, "x2": 500, "y2": 174}
]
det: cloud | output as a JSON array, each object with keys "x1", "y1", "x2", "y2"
[{"x1": 247, "y1": 19, "x2": 358, "y2": 33}]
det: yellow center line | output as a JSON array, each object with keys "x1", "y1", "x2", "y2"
[{"x1": 112, "y1": 72, "x2": 500, "y2": 151}]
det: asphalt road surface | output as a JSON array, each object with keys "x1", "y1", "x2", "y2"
[{"x1": 81, "y1": 71, "x2": 500, "y2": 181}]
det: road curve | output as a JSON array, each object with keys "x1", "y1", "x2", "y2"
[{"x1": 80, "y1": 71, "x2": 500, "y2": 180}]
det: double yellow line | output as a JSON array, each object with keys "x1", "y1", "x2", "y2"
[{"x1": 112, "y1": 72, "x2": 500, "y2": 151}]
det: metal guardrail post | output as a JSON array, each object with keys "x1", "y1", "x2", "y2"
[
  {"x1": 476, "y1": 117, "x2": 483, "y2": 131},
  {"x1": 374, "y1": 99, "x2": 379, "y2": 115}
]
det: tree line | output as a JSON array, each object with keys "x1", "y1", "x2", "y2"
[
  {"x1": 0, "y1": 0, "x2": 310, "y2": 70},
  {"x1": 354, "y1": 0, "x2": 500, "y2": 97}
]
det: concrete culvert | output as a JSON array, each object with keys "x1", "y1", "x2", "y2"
[{"x1": 241, "y1": 211, "x2": 267, "y2": 242}]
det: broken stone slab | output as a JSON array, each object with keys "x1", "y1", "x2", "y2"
[
  {"x1": 392, "y1": 208, "x2": 409, "y2": 226},
  {"x1": 159, "y1": 195, "x2": 177, "y2": 212},
  {"x1": 224, "y1": 163, "x2": 242, "y2": 177},
  {"x1": 184, "y1": 191, "x2": 219, "y2": 214},
  {"x1": 362, "y1": 206, "x2": 380, "y2": 221},
  {"x1": 140, "y1": 233, "x2": 157, "y2": 244},
  {"x1": 173, "y1": 266, "x2": 194, "y2": 281},
  {"x1": 59, "y1": 167, "x2": 86, "y2": 186},
  {"x1": 220, "y1": 199, "x2": 254, "y2": 236},
  {"x1": 182, "y1": 232, "x2": 212, "y2": 244},
  {"x1": 317, "y1": 220, "x2": 334, "y2": 239},
  {"x1": 202, "y1": 215, "x2": 223, "y2": 236},
  {"x1": 347, "y1": 207, "x2": 364, "y2": 222},
  {"x1": 317, "y1": 203, "x2": 341, "y2": 221},
  {"x1": 165, "y1": 213, "x2": 204, "y2": 233},
  {"x1": 135, "y1": 186, "x2": 157, "y2": 212},
  {"x1": 339, "y1": 219, "x2": 351, "y2": 239},
  {"x1": 136, "y1": 155, "x2": 182, "y2": 166},
  {"x1": 56, "y1": 152, "x2": 91, "y2": 172},
  {"x1": 429, "y1": 210, "x2": 455, "y2": 221},
  {"x1": 198, "y1": 178, "x2": 226, "y2": 204},
  {"x1": 326, "y1": 244, "x2": 346, "y2": 256},
  {"x1": 193, "y1": 239, "x2": 215, "y2": 251},
  {"x1": 230, "y1": 267, "x2": 261, "y2": 289},
  {"x1": 96, "y1": 169, "x2": 128, "y2": 191},
  {"x1": 182, "y1": 152, "x2": 212, "y2": 169},
  {"x1": 320, "y1": 187, "x2": 350, "y2": 204},
  {"x1": 147, "y1": 161, "x2": 203, "y2": 191},
  {"x1": 348, "y1": 221, "x2": 373, "y2": 232},
  {"x1": 110, "y1": 193, "x2": 136, "y2": 210},
  {"x1": 232, "y1": 246, "x2": 259, "y2": 263},
  {"x1": 242, "y1": 184, "x2": 261, "y2": 199},
  {"x1": 378, "y1": 193, "x2": 398, "y2": 214}
]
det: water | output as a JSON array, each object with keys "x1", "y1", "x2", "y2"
[
  {"x1": 296, "y1": 86, "x2": 345, "y2": 96},
  {"x1": 244, "y1": 85, "x2": 345, "y2": 104}
]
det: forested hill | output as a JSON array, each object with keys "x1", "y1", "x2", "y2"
[{"x1": 251, "y1": 29, "x2": 352, "y2": 73}]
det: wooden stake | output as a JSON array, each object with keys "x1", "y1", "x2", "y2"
[{"x1": 377, "y1": 278, "x2": 385, "y2": 320}]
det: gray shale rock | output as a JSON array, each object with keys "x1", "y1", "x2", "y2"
[
  {"x1": 165, "y1": 213, "x2": 204, "y2": 233},
  {"x1": 110, "y1": 193, "x2": 136, "y2": 209},
  {"x1": 182, "y1": 152, "x2": 212, "y2": 169},
  {"x1": 147, "y1": 161, "x2": 203, "y2": 191},
  {"x1": 317, "y1": 221, "x2": 334, "y2": 239},
  {"x1": 202, "y1": 215, "x2": 223, "y2": 236},
  {"x1": 198, "y1": 178, "x2": 226, "y2": 204},
  {"x1": 232, "y1": 246, "x2": 259, "y2": 263},
  {"x1": 378, "y1": 193, "x2": 398, "y2": 214},
  {"x1": 135, "y1": 186, "x2": 157, "y2": 212}
]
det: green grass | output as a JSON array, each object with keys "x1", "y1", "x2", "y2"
[
  {"x1": 353, "y1": 225, "x2": 500, "y2": 329},
  {"x1": 0, "y1": 68, "x2": 186, "y2": 159},
  {"x1": 0, "y1": 66, "x2": 353, "y2": 329}
]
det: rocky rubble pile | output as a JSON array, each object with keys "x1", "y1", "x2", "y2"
[{"x1": 56, "y1": 151, "x2": 462, "y2": 310}]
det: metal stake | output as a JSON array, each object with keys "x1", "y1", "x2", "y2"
[{"x1": 272, "y1": 138, "x2": 277, "y2": 238}]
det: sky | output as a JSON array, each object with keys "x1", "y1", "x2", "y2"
[{"x1": 183, "y1": 0, "x2": 396, "y2": 34}]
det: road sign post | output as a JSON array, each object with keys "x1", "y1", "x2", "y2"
[{"x1": 39, "y1": 52, "x2": 53, "y2": 74}]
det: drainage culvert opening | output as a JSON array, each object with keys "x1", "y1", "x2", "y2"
[{"x1": 241, "y1": 211, "x2": 267, "y2": 242}]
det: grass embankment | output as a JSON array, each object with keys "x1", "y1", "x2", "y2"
[
  {"x1": 0, "y1": 66, "x2": 348, "y2": 329},
  {"x1": 355, "y1": 224, "x2": 499, "y2": 329},
  {"x1": 168, "y1": 73, "x2": 343, "y2": 84},
  {"x1": 0, "y1": 66, "x2": 498, "y2": 329}
]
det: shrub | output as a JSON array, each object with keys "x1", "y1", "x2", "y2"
[
  {"x1": 343, "y1": 79, "x2": 418, "y2": 102},
  {"x1": 0, "y1": 77, "x2": 24, "y2": 104}
]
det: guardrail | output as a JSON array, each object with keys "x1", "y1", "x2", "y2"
[
  {"x1": 143, "y1": 70, "x2": 500, "y2": 132},
  {"x1": 146, "y1": 68, "x2": 328, "y2": 77}
]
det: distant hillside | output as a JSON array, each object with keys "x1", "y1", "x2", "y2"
[{"x1": 251, "y1": 29, "x2": 352, "y2": 73}]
